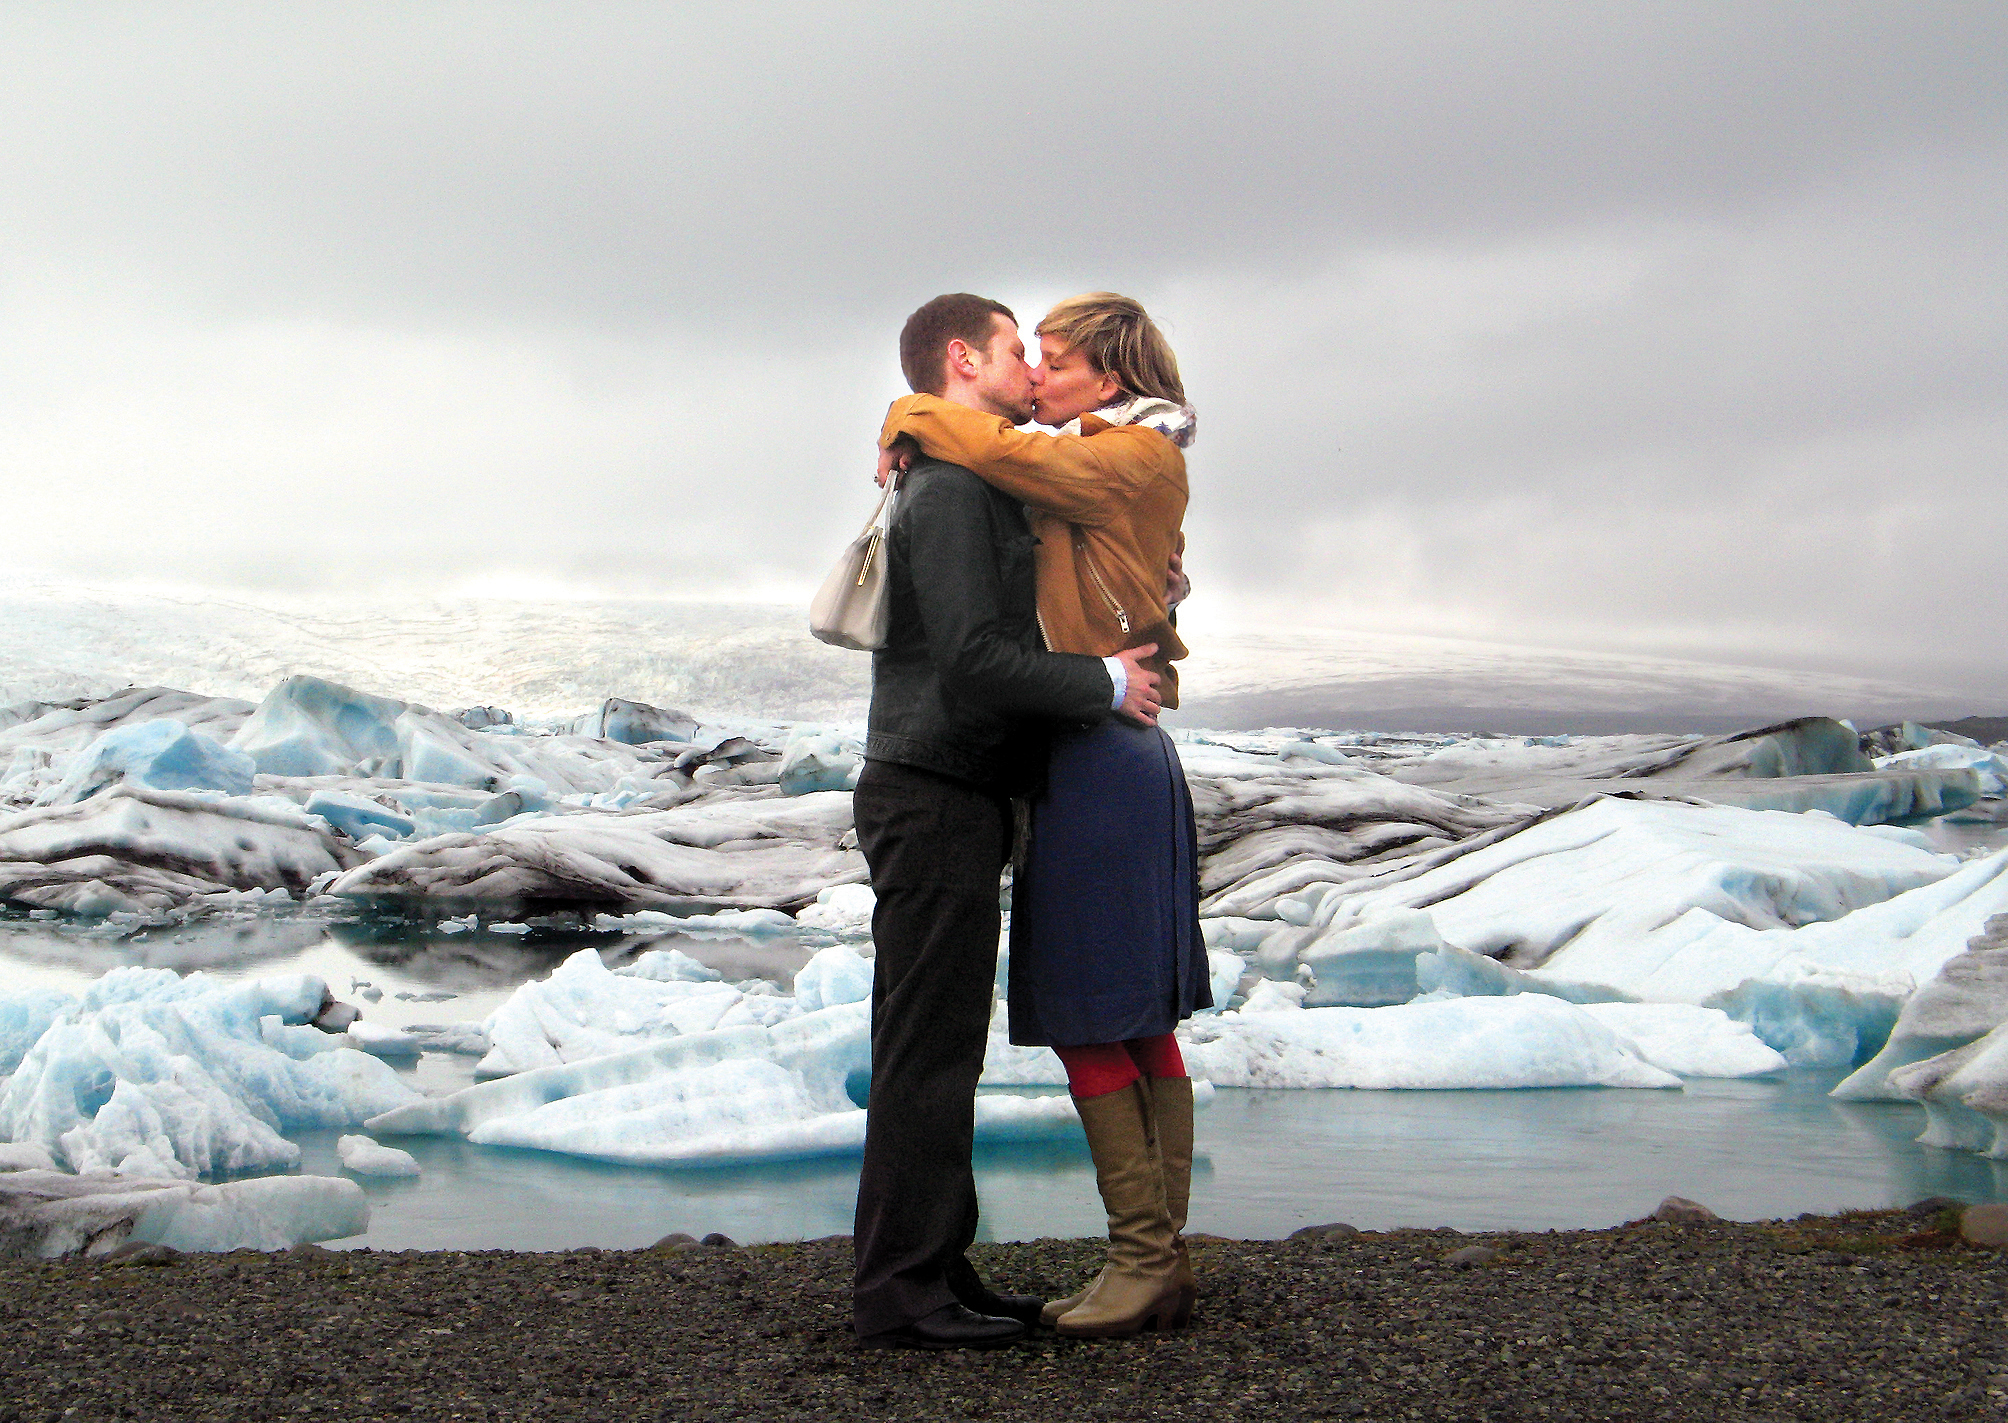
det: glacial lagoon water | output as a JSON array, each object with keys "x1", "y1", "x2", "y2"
[{"x1": 5, "y1": 908, "x2": 2006, "y2": 1251}]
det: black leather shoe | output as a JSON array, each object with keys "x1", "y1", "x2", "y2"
[
  {"x1": 944, "y1": 1256, "x2": 1046, "y2": 1328},
  {"x1": 859, "y1": 1303, "x2": 1027, "y2": 1350}
]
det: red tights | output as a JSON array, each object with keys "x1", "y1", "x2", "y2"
[{"x1": 1052, "y1": 1034, "x2": 1186, "y2": 1099}]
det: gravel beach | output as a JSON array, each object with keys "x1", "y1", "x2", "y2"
[{"x1": 3, "y1": 1208, "x2": 2004, "y2": 1423}]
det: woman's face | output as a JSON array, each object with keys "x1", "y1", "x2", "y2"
[{"x1": 1031, "y1": 334, "x2": 1121, "y2": 427}]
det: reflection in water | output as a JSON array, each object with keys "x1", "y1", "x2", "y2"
[
  {"x1": 8, "y1": 913, "x2": 2008, "y2": 1251},
  {"x1": 302, "y1": 1070, "x2": 2008, "y2": 1253},
  {"x1": 0, "y1": 913, "x2": 331, "y2": 981}
]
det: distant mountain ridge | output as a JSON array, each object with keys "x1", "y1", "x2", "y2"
[{"x1": 1, "y1": 582, "x2": 1986, "y2": 733}]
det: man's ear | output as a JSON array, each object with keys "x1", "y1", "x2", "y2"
[{"x1": 945, "y1": 337, "x2": 975, "y2": 377}]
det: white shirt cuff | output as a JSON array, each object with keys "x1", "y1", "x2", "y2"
[{"x1": 1103, "y1": 656, "x2": 1127, "y2": 711}]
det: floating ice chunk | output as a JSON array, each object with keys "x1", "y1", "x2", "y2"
[
  {"x1": 337, "y1": 1134, "x2": 421, "y2": 1178},
  {"x1": 473, "y1": 947, "x2": 746, "y2": 1079},
  {"x1": 40, "y1": 719, "x2": 255, "y2": 806},
  {"x1": 345, "y1": 1021, "x2": 422, "y2": 1058},
  {"x1": 778, "y1": 731, "x2": 860, "y2": 796},
  {"x1": 1177, "y1": 995, "x2": 1682, "y2": 1090},
  {"x1": 1575, "y1": 1003, "x2": 1787, "y2": 1078},
  {"x1": 0, "y1": 1169, "x2": 367, "y2": 1257},
  {"x1": 616, "y1": 948, "x2": 724, "y2": 982},
  {"x1": 593, "y1": 905, "x2": 801, "y2": 935},
  {"x1": 795, "y1": 883, "x2": 876, "y2": 938},
  {"x1": 0, "y1": 971, "x2": 420, "y2": 1179},
  {"x1": 403, "y1": 1022, "x2": 492, "y2": 1056},
  {"x1": 791, "y1": 945, "x2": 873, "y2": 1013},
  {"x1": 1298, "y1": 907, "x2": 1448, "y2": 1007},
  {"x1": 132, "y1": 1174, "x2": 369, "y2": 1252},
  {"x1": 575, "y1": 698, "x2": 699, "y2": 746},
  {"x1": 489, "y1": 921, "x2": 531, "y2": 934},
  {"x1": 303, "y1": 789, "x2": 416, "y2": 841},
  {"x1": 371, "y1": 1000, "x2": 875, "y2": 1154},
  {"x1": 1877, "y1": 743, "x2": 2008, "y2": 798}
]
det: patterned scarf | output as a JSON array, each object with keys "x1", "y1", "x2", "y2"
[{"x1": 1062, "y1": 394, "x2": 1197, "y2": 448}]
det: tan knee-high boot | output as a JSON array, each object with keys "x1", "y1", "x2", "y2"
[
  {"x1": 1053, "y1": 1080, "x2": 1182, "y2": 1338},
  {"x1": 1039, "y1": 1078, "x2": 1161, "y2": 1327},
  {"x1": 1148, "y1": 1075, "x2": 1197, "y2": 1326}
]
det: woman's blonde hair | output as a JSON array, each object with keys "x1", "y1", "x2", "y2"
[{"x1": 1035, "y1": 292, "x2": 1186, "y2": 405}]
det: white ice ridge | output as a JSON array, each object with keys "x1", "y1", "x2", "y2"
[
  {"x1": 329, "y1": 790, "x2": 866, "y2": 914},
  {"x1": 0, "y1": 970, "x2": 419, "y2": 1179},
  {"x1": 1220, "y1": 799, "x2": 1969, "y2": 1058},
  {"x1": 1175, "y1": 994, "x2": 1779, "y2": 1090},
  {"x1": 0, "y1": 1169, "x2": 367, "y2": 1257}
]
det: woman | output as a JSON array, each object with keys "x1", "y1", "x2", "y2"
[{"x1": 876, "y1": 293, "x2": 1209, "y2": 1338}]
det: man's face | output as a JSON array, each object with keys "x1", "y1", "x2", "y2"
[{"x1": 964, "y1": 314, "x2": 1036, "y2": 423}]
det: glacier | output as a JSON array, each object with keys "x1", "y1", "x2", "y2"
[{"x1": 0, "y1": 969, "x2": 419, "y2": 1179}]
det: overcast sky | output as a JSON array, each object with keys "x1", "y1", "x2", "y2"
[{"x1": 4, "y1": 3, "x2": 2003, "y2": 696}]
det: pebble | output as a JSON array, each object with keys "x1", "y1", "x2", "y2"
[
  {"x1": 6, "y1": 1211, "x2": 2003, "y2": 1421},
  {"x1": 1443, "y1": 1245, "x2": 1502, "y2": 1268},
  {"x1": 1652, "y1": 1195, "x2": 1720, "y2": 1223},
  {"x1": 1287, "y1": 1222, "x2": 1359, "y2": 1241},
  {"x1": 1960, "y1": 1203, "x2": 2008, "y2": 1247}
]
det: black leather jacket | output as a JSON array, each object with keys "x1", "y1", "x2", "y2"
[{"x1": 865, "y1": 458, "x2": 1113, "y2": 791}]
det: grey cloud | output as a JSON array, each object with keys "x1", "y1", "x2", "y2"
[
  {"x1": 5, "y1": 3, "x2": 2004, "y2": 336},
  {"x1": 2, "y1": 2, "x2": 2004, "y2": 702}
]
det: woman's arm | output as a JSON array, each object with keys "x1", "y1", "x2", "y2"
[{"x1": 878, "y1": 394, "x2": 1171, "y2": 527}]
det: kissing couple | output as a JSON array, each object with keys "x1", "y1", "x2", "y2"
[{"x1": 845, "y1": 291, "x2": 1210, "y2": 1348}]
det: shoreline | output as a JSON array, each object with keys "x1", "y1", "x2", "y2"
[{"x1": 6, "y1": 1207, "x2": 2004, "y2": 1422}]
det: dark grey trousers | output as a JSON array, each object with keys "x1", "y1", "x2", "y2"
[{"x1": 849, "y1": 758, "x2": 1012, "y2": 1337}]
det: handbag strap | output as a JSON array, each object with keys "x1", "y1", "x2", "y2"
[{"x1": 860, "y1": 469, "x2": 903, "y2": 537}]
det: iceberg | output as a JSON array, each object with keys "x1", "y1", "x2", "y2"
[
  {"x1": 229, "y1": 675, "x2": 410, "y2": 778},
  {"x1": 1176, "y1": 994, "x2": 1683, "y2": 1090},
  {"x1": 0, "y1": 785, "x2": 362, "y2": 914},
  {"x1": 328, "y1": 790, "x2": 866, "y2": 914},
  {"x1": 777, "y1": 731, "x2": 860, "y2": 796},
  {"x1": 1835, "y1": 908, "x2": 2008, "y2": 1100},
  {"x1": 473, "y1": 946, "x2": 764, "y2": 1079},
  {"x1": 337, "y1": 1134, "x2": 421, "y2": 1178},
  {"x1": 574, "y1": 697, "x2": 699, "y2": 746},
  {"x1": 1889, "y1": 1024, "x2": 2008, "y2": 1158},
  {"x1": 39, "y1": 718, "x2": 255, "y2": 806},
  {"x1": 0, "y1": 969, "x2": 420, "y2": 1179},
  {"x1": 0, "y1": 1168, "x2": 367, "y2": 1257},
  {"x1": 1877, "y1": 743, "x2": 2008, "y2": 798},
  {"x1": 1254, "y1": 809, "x2": 1999, "y2": 1068},
  {"x1": 795, "y1": 882, "x2": 876, "y2": 938},
  {"x1": 790, "y1": 943, "x2": 873, "y2": 1013}
]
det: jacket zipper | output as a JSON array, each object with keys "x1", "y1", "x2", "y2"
[{"x1": 1076, "y1": 530, "x2": 1131, "y2": 636}]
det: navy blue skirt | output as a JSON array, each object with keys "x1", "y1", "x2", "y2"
[{"x1": 1006, "y1": 719, "x2": 1212, "y2": 1047}]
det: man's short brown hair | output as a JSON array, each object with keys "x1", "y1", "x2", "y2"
[{"x1": 899, "y1": 293, "x2": 1015, "y2": 396}]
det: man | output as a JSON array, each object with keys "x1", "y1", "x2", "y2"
[{"x1": 851, "y1": 293, "x2": 1163, "y2": 1349}]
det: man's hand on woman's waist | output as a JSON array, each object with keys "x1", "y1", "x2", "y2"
[{"x1": 1113, "y1": 643, "x2": 1161, "y2": 727}]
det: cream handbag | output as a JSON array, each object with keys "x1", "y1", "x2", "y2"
[{"x1": 809, "y1": 476, "x2": 901, "y2": 650}]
